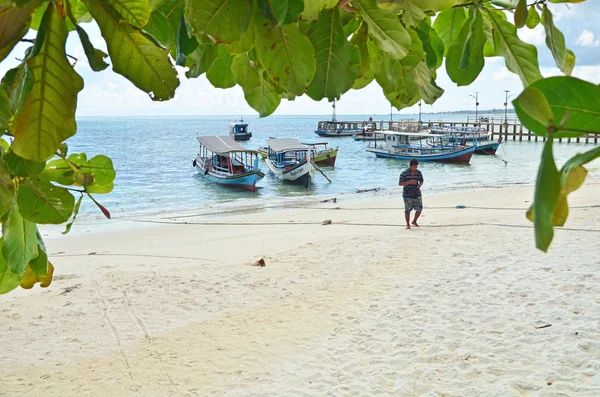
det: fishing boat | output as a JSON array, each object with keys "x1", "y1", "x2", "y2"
[
  {"x1": 474, "y1": 136, "x2": 503, "y2": 155},
  {"x1": 265, "y1": 138, "x2": 317, "y2": 187},
  {"x1": 352, "y1": 131, "x2": 387, "y2": 141},
  {"x1": 315, "y1": 120, "x2": 368, "y2": 137},
  {"x1": 366, "y1": 131, "x2": 475, "y2": 163},
  {"x1": 436, "y1": 130, "x2": 502, "y2": 155},
  {"x1": 301, "y1": 142, "x2": 338, "y2": 166},
  {"x1": 229, "y1": 118, "x2": 252, "y2": 140},
  {"x1": 431, "y1": 133, "x2": 502, "y2": 155},
  {"x1": 259, "y1": 142, "x2": 338, "y2": 166},
  {"x1": 315, "y1": 99, "x2": 377, "y2": 137},
  {"x1": 194, "y1": 135, "x2": 264, "y2": 192},
  {"x1": 430, "y1": 125, "x2": 489, "y2": 142}
]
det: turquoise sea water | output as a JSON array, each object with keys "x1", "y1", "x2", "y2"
[{"x1": 70, "y1": 114, "x2": 600, "y2": 218}]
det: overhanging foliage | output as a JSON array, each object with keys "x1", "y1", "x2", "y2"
[{"x1": 0, "y1": 0, "x2": 596, "y2": 293}]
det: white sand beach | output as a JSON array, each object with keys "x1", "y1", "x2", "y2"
[{"x1": 1, "y1": 183, "x2": 599, "y2": 396}]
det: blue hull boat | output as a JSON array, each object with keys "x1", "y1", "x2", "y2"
[
  {"x1": 366, "y1": 131, "x2": 476, "y2": 163},
  {"x1": 229, "y1": 118, "x2": 252, "y2": 141},
  {"x1": 195, "y1": 136, "x2": 264, "y2": 192}
]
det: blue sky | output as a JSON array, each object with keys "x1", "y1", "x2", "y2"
[{"x1": 2, "y1": 1, "x2": 599, "y2": 116}]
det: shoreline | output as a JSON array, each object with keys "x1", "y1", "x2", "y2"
[
  {"x1": 41, "y1": 178, "x2": 600, "y2": 239},
  {"x1": 3, "y1": 182, "x2": 600, "y2": 396}
]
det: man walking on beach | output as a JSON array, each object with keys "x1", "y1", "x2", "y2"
[{"x1": 398, "y1": 159, "x2": 424, "y2": 229}]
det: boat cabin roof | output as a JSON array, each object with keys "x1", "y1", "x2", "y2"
[
  {"x1": 267, "y1": 138, "x2": 310, "y2": 152},
  {"x1": 302, "y1": 142, "x2": 328, "y2": 147},
  {"x1": 197, "y1": 135, "x2": 257, "y2": 154},
  {"x1": 380, "y1": 130, "x2": 446, "y2": 138}
]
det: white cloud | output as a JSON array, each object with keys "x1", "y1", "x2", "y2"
[
  {"x1": 492, "y1": 67, "x2": 520, "y2": 82},
  {"x1": 518, "y1": 25, "x2": 545, "y2": 46},
  {"x1": 575, "y1": 30, "x2": 600, "y2": 47},
  {"x1": 541, "y1": 65, "x2": 600, "y2": 84}
]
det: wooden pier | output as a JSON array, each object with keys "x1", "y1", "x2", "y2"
[{"x1": 341, "y1": 117, "x2": 598, "y2": 144}]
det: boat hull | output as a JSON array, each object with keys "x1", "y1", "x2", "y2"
[
  {"x1": 352, "y1": 133, "x2": 387, "y2": 142},
  {"x1": 315, "y1": 130, "x2": 357, "y2": 137},
  {"x1": 260, "y1": 147, "x2": 337, "y2": 166},
  {"x1": 475, "y1": 142, "x2": 501, "y2": 155},
  {"x1": 447, "y1": 134, "x2": 491, "y2": 143},
  {"x1": 367, "y1": 145, "x2": 475, "y2": 163},
  {"x1": 265, "y1": 159, "x2": 316, "y2": 187},
  {"x1": 230, "y1": 132, "x2": 252, "y2": 141},
  {"x1": 195, "y1": 164, "x2": 264, "y2": 192},
  {"x1": 314, "y1": 148, "x2": 338, "y2": 166}
]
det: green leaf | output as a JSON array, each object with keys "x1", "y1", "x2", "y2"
[
  {"x1": 257, "y1": 0, "x2": 304, "y2": 26},
  {"x1": 85, "y1": 0, "x2": 180, "y2": 101},
  {"x1": 306, "y1": 7, "x2": 357, "y2": 101},
  {"x1": 532, "y1": 138, "x2": 560, "y2": 252},
  {"x1": 232, "y1": 53, "x2": 281, "y2": 116},
  {"x1": 0, "y1": 238, "x2": 22, "y2": 294},
  {"x1": 301, "y1": 0, "x2": 337, "y2": 22},
  {"x1": 86, "y1": 181, "x2": 114, "y2": 194},
  {"x1": 563, "y1": 49, "x2": 575, "y2": 77},
  {"x1": 185, "y1": 0, "x2": 254, "y2": 44},
  {"x1": 81, "y1": 154, "x2": 116, "y2": 186},
  {"x1": 350, "y1": 23, "x2": 371, "y2": 79},
  {"x1": 11, "y1": 3, "x2": 84, "y2": 162},
  {"x1": 17, "y1": 177, "x2": 75, "y2": 224},
  {"x1": 226, "y1": 19, "x2": 255, "y2": 54},
  {"x1": 380, "y1": 0, "x2": 464, "y2": 12},
  {"x1": 0, "y1": 158, "x2": 15, "y2": 218},
  {"x1": 75, "y1": 24, "x2": 110, "y2": 71},
  {"x1": 353, "y1": 0, "x2": 410, "y2": 60},
  {"x1": 0, "y1": 87, "x2": 9, "y2": 131},
  {"x1": 206, "y1": 45, "x2": 236, "y2": 88},
  {"x1": 483, "y1": 8, "x2": 542, "y2": 87},
  {"x1": 246, "y1": 71, "x2": 281, "y2": 117},
  {"x1": 541, "y1": 5, "x2": 570, "y2": 75},
  {"x1": 0, "y1": 62, "x2": 34, "y2": 119},
  {"x1": 232, "y1": 53, "x2": 261, "y2": 90},
  {"x1": 71, "y1": 0, "x2": 93, "y2": 23},
  {"x1": 433, "y1": 7, "x2": 467, "y2": 56},
  {"x1": 513, "y1": 86, "x2": 554, "y2": 128},
  {"x1": 375, "y1": 30, "x2": 425, "y2": 108},
  {"x1": 377, "y1": 0, "x2": 425, "y2": 27},
  {"x1": 408, "y1": 0, "x2": 464, "y2": 11},
  {"x1": 106, "y1": 0, "x2": 150, "y2": 27},
  {"x1": 525, "y1": 5, "x2": 539, "y2": 29},
  {"x1": 552, "y1": 165, "x2": 587, "y2": 227},
  {"x1": 561, "y1": 146, "x2": 600, "y2": 175},
  {"x1": 5, "y1": 149, "x2": 45, "y2": 177},
  {"x1": 414, "y1": 61, "x2": 443, "y2": 104},
  {"x1": 63, "y1": 193, "x2": 83, "y2": 234},
  {"x1": 254, "y1": 12, "x2": 316, "y2": 96},
  {"x1": 514, "y1": 0, "x2": 527, "y2": 28},
  {"x1": 2, "y1": 202, "x2": 38, "y2": 275},
  {"x1": 416, "y1": 19, "x2": 443, "y2": 69},
  {"x1": 29, "y1": 230, "x2": 48, "y2": 277},
  {"x1": 144, "y1": 0, "x2": 182, "y2": 49},
  {"x1": 176, "y1": 14, "x2": 198, "y2": 66},
  {"x1": 0, "y1": 1, "x2": 42, "y2": 62},
  {"x1": 185, "y1": 44, "x2": 219, "y2": 78},
  {"x1": 548, "y1": 0, "x2": 585, "y2": 3},
  {"x1": 446, "y1": 7, "x2": 485, "y2": 86},
  {"x1": 149, "y1": 0, "x2": 166, "y2": 11},
  {"x1": 513, "y1": 77, "x2": 600, "y2": 138},
  {"x1": 41, "y1": 157, "x2": 76, "y2": 185}
]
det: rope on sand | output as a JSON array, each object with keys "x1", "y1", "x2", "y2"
[{"x1": 118, "y1": 218, "x2": 600, "y2": 233}]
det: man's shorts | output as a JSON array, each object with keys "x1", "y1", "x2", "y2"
[{"x1": 404, "y1": 196, "x2": 423, "y2": 214}]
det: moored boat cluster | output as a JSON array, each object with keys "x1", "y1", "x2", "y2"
[{"x1": 194, "y1": 117, "x2": 502, "y2": 192}]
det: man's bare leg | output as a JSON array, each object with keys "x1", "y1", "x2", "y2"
[
  {"x1": 412, "y1": 210, "x2": 421, "y2": 227},
  {"x1": 405, "y1": 213, "x2": 411, "y2": 229}
]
